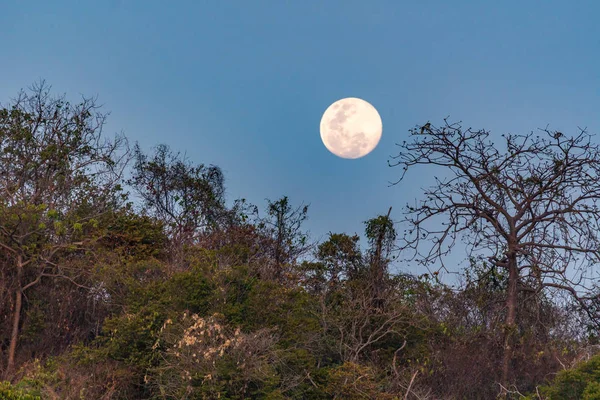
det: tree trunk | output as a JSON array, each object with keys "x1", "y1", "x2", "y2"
[
  {"x1": 501, "y1": 251, "x2": 518, "y2": 388},
  {"x1": 5, "y1": 255, "x2": 23, "y2": 379}
]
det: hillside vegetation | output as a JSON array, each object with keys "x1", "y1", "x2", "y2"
[{"x1": 1, "y1": 83, "x2": 599, "y2": 399}]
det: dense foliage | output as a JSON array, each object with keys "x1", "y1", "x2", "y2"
[{"x1": 1, "y1": 84, "x2": 599, "y2": 399}]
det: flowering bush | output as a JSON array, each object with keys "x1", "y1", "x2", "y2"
[{"x1": 149, "y1": 312, "x2": 280, "y2": 399}]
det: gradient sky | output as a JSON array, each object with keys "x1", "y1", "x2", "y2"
[{"x1": 2, "y1": 1, "x2": 599, "y2": 277}]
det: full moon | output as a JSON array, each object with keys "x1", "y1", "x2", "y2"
[{"x1": 319, "y1": 97, "x2": 383, "y2": 159}]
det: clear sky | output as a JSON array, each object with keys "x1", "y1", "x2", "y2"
[{"x1": 2, "y1": 1, "x2": 599, "y2": 276}]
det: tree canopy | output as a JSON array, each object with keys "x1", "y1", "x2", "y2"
[{"x1": 1, "y1": 86, "x2": 599, "y2": 399}]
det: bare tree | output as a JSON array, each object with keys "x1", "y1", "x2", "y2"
[
  {"x1": 129, "y1": 144, "x2": 227, "y2": 260},
  {"x1": 323, "y1": 278, "x2": 411, "y2": 364},
  {"x1": 255, "y1": 196, "x2": 311, "y2": 280},
  {"x1": 390, "y1": 119, "x2": 600, "y2": 387},
  {"x1": 0, "y1": 81, "x2": 128, "y2": 377}
]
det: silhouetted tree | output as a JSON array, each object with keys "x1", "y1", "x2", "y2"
[
  {"x1": 129, "y1": 144, "x2": 226, "y2": 258},
  {"x1": 255, "y1": 196, "x2": 311, "y2": 280},
  {"x1": 390, "y1": 119, "x2": 600, "y2": 389}
]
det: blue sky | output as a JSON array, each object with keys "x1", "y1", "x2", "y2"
[{"x1": 2, "y1": 1, "x2": 599, "y2": 276}]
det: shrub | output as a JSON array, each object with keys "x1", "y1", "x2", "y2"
[
  {"x1": 533, "y1": 354, "x2": 600, "y2": 399},
  {"x1": 0, "y1": 381, "x2": 41, "y2": 400}
]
